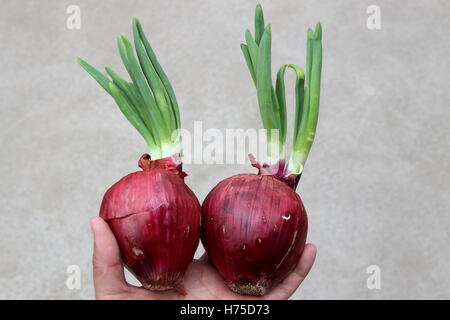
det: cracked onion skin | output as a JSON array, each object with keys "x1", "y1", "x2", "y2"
[
  {"x1": 201, "y1": 173, "x2": 307, "y2": 296},
  {"x1": 100, "y1": 154, "x2": 201, "y2": 291}
]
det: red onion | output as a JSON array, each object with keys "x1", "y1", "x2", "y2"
[
  {"x1": 200, "y1": 5, "x2": 322, "y2": 295},
  {"x1": 202, "y1": 173, "x2": 307, "y2": 295},
  {"x1": 79, "y1": 18, "x2": 201, "y2": 292},
  {"x1": 100, "y1": 155, "x2": 200, "y2": 291}
]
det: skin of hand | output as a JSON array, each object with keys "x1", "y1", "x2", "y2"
[{"x1": 90, "y1": 216, "x2": 317, "y2": 300}]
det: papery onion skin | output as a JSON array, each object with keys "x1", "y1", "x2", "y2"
[
  {"x1": 201, "y1": 173, "x2": 307, "y2": 296},
  {"x1": 100, "y1": 154, "x2": 201, "y2": 291}
]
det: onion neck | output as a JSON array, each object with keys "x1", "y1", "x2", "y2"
[
  {"x1": 138, "y1": 153, "x2": 186, "y2": 178},
  {"x1": 250, "y1": 155, "x2": 300, "y2": 189}
]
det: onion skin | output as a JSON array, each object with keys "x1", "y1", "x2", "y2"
[
  {"x1": 201, "y1": 173, "x2": 307, "y2": 296},
  {"x1": 100, "y1": 154, "x2": 201, "y2": 291}
]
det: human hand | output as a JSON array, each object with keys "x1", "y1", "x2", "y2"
[{"x1": 90, "y1": 216, "x2": 316, "y2": 300}]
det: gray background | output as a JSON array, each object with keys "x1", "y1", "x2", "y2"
[{"x1": 0, "y1": 0, "x2": 449, "y2": 299}]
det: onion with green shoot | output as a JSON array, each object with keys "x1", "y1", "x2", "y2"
[
  {"x1": 78, "y1": 18, "x2": 200, "y2": 293},
  {"x1": 201, "y1": 4, "x2": 323, "y2": 295}
]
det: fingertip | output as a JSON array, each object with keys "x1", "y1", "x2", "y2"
[
  {"x1": 90, "y1": 217, "x2": 111, "y2": 239},
  {"x1": 296, "y1": 243, "x2": 317, "y2": 278},
  {"x1": 90, "y1": 217, "x2": 102, "y2": 242},
  {"x1": 304, "y1": 243, "x2": 317, "y2": 258},
  {"x1": 302, "y1": 243, "x2": 317, "y2": 264},
  {"x1": 90, "y1": 216, "x2": 103, "y2": 230}
]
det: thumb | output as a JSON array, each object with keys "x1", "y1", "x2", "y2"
[
  {"x1": 263, "y1": 243, "x2": 317, "y2": 300},
  {"x1": 91, "y1": 217, "x2": 128, "y2": 298}
]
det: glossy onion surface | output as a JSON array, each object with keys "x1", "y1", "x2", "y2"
[
  {"x1": 100, "y1": 155, "x2": 201, "y2": 291},
  {"x1": 201, "y1": 173, "x2": 307, "y2": 295}
]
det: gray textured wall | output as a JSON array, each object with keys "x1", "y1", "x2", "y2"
[{"x1": 1, "y1": 0, "x2": 449, "y2": 299}]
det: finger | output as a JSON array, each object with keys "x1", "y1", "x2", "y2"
[
  {"x1": 91, "y1": 217, "x2": 128, "y2": 298},
  {"x1": 263, "y1": 243, "x2": 317, "y2": 300}
]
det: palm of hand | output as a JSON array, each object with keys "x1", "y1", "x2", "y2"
[{"x1": 91, "y1": 217, "x2": 316, "y2": 300}]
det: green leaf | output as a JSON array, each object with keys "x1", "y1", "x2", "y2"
[
  {"x1": 256, "y1": 26, "x2": 279, "y2": 132},
  {"x1": 293, "y1": 23, "x2": 322, "y2": 167},
  {"x1": 108, "y1": 82, "x2": 157, "y2": 151},
  {"x1": 105, "y1": 67, "x2": 140, "y2": 108},
  {"x1": 77, "y1": 18, "x2": 185, "y2": 159},
  {"x1": 287, "y1": 64, "x2": 305, "y2": 149},
  {"x1": 296, "y1": 29, "x2": 314, "y2": 144},
  {"x1": 245, "y1": 30, "x2": 259, "y2": 71},
  {"x1": 276, "y1": 64, "x2": 288, "y2": 144},
  {"x1": 254, "y1": 4, "x2": 265, "y2": 45},
  {"x1": 117, "y1": 35, "x2": 169, "y2": 140},
  {"x1": 240, "y1": 43, "x2": 256, "y2": 85},
  {"x1": 132, "y1": 20, "x2": 175, "y2": 132},
  {"x1": 305, "y1": 28, "x2": 315, "y2": 91},
  {"x1": 77, "y1": 58, "x2": 111, "y2": 92},
  {"x1": 307, "y1": 24, "x2": 322, "y2": 138},
  {"x1": 133, "y1": 17, "x2": 181, "y2": 131},
  {"x1": 105, "y1": 67, "x2": 157, "y2": 143}
]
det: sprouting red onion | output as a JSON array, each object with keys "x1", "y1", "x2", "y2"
[
  {"x1": 201, "y1": 173, "x2": 307, "y2": 295},
  {"x1": 200, "y1": 4, "x2": 322, "y2": 296},
  {"x1": 100, "y1": 154, "x2": 201, "y2": 291}
]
